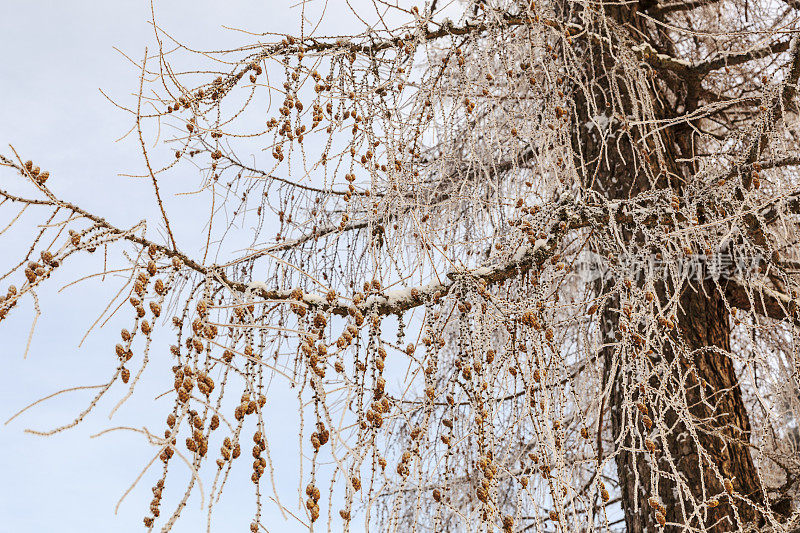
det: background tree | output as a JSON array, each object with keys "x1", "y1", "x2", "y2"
[{"x1": 2, "y1": 0, "x2": 800, "y2": 531}]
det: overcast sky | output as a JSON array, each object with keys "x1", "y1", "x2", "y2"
[{"x1": 0, "y1": 2, "x2": 393, "y2": 532}]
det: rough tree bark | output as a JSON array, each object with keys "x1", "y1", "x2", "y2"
[
  {"x1": 600, "y1": 285, "x2": 763, "y2": 533},
  {"x1": 573, "y1": 2, "x2": 767, "y2": 531}
]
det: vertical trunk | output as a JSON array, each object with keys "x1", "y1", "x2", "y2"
[
  {"x1": 672, "y1": 281, "x2": 762, "y2": 528},
  {"x1": 571, "y1": 3, "x2": 765, "y2": 529},
  {"x1": 602, "y1": 283, "x2": 763, "y2": 533}
]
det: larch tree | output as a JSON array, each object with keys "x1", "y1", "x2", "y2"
[{"x1": 2, "y1": 0, "x2": 800, "y2": 532}]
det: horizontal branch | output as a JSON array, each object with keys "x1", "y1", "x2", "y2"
[
  {"x1": 761, "y1": 187, "x2": 800, "y2": 225},
  {"x1": 0, "y1": 155, "x2": 596, "y2": 318},
  {"x1": 724, "y1": 277, "x2": 799, "y2": 325},
  {"x1": 262, "y1": 200, "x2": 592, "y2": 316},
  {"x1": 695, "y1": 39, "x2": 792, "y2": 75},
  {"x1": 649, "y1": 0, "x2": 722, "y2": 15},
  {"x1": 226, "y1": 14, "x2": 724, "y2": 91},
  {"x1": 0, "y1": 154, "x2": 244, "y2": 288},
  {"x1": 221, "y1": 156, "x2": 368, "y2": 197},
  {"x1": 633, "y1": 38, "x2": 793, "y2": 78},
  {"x1": 4, "y1": 151, "x2": 799, "y2": 324},
  {"x1": 247, "y1": 146, "x2": 537, "y2": 256}
]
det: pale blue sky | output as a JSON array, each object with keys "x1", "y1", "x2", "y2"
[{"x1": 0, "y1": 2, "x2": 387, "y2": 532}]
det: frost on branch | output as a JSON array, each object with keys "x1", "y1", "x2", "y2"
[{"x1": 3, "y1": 0, "x2": 800, "y2": 532}]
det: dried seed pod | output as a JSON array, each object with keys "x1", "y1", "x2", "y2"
[{"x1": 724, "y1": 479, "x2": 734, "y2": 495}]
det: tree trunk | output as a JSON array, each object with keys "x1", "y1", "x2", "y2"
[
  {"x1": 601, "y1": 281, "x2": 763, "y2": 533},
  {"x1": 572, "y1": 3, "x2": 766, "y2": 529}
]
